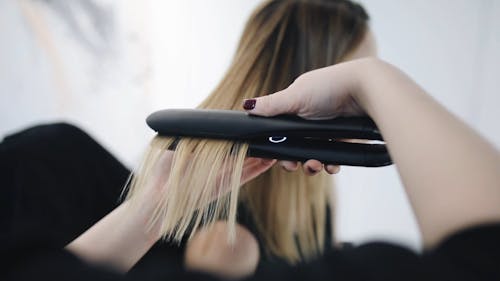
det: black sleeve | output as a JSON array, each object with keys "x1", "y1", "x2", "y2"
[
  {"x1": 5, "y1": 224, "x2": 499, "y2": 281},
  {"x1": 422, "y1": 223, "x2": 500, "y2": 280},
  {"x1": 0, "y1": 123, "x2": 130, "y2": 244},
  {"x1": 250, "y1": 223, "x2": 500, "y2": 281},
  {"x1": 2, "y1": 229, "x2": 124, "y2": 281},
  {"x1": 0, "y1": 123, "x2": 192, "y2": 280},
  {"x1": 1, "y1": 228, "x2": 218, "y2": 281}
]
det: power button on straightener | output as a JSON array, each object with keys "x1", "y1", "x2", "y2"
[{"x1": 269, "y1": 136, "x2": 287, "y2": 143}]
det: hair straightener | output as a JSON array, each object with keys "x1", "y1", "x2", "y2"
[{"x1": 146, "y1": 109, "x2": 392, "y2": 167}]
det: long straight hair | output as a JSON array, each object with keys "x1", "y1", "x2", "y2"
[{"x1": 127, "y1": 0, "x2": 369, "y2": 264}]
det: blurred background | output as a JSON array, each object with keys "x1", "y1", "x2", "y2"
[{"x1": 1, "y1": 0, "x2": 499, "y2": 251}]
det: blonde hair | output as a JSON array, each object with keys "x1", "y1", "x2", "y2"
[{"x1": 126, "y1": 0, "x2": 369, "y2": 264}]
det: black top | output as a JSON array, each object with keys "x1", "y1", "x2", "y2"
[
  {"x1": 1, "y1": 123, "x2": 499, "y2": 281},
  {"x1": 3, "y1": 223, "x2": 500, "y2": 281}
]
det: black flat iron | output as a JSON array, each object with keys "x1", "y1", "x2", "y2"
[{"x1": 146, "y1": 109, "x2": 392, "y2": 167}]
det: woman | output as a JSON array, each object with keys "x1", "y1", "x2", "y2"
[
  {"x1": 4, "y1": 57, "x2": 500, "y2": 281},
  {"x1": 3, "y1": 10, "x2": 500, "y2": 281},
  {"x1": 2, "y1": 0, "x2": 376, "y2": 278},
  {"x1": 123, "y1": 0, "x2": 374, "y2": 272}
]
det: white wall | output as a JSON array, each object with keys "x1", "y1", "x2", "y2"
[{"x1": 1, "y1": 0, "x2": 499, "y2": 251}]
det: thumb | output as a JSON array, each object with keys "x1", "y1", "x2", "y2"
[{"x1": 242, "y1": 88, "x2": 299, "y2": 117}]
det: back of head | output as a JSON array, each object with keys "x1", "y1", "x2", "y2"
[
  {"x1": 200, "y1": 0, "x2": 369, "y2": 109},
  {"x1": 199, "y1": 0, "x2": 370, "y2": 263}
]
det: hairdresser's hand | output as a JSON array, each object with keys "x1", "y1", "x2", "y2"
[
  {"x1": 66, "y1": 152, "x2": 275, "y2": 272},
  {"x1": 185, "y1": 221, "x2": 259, "y2": 279},
  {"x1": 243, "y1": 58, "x2": 369, "y2": 175},
  {"x1": 241, "y1": 157, "x2": 277, "y2": 184},
  {"x1": 147, "y1": 151, "x2": 276, "y2": 196},
  {"x1": 246, "y1": 57, "x2": 500, "y2": 251}
]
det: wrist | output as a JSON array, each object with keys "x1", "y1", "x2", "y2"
[
  {"x1": 349, "y1": 58, "x2": 405, "y2": 119},
  {"x1": 348, "y1": 57, "x2": 381, "y2": 117}
]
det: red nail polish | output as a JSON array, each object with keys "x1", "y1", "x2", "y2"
[{"x1": 243, "y1": 99, "x2": 256, "y2": 110}]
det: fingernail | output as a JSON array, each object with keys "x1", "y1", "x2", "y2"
[
  {"x1": 243, "y1": 99, "x2": 256, "y2": 110},
  {"x1": 307, "y1": 167, "x2": 318, "y2": 174}
]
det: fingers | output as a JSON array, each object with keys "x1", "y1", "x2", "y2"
[
  {"x1": 242, "y1": 88, "x2": 298, "y2": 117},
  {"x1": 279, "y1": 160, "x2": 299, "y2": 172},
  {"x1": 240, "y1": 157, "x2": 341, "y2": 187},
  {"x1": 240, "y1": 158, "x2": 276, "y2": 185},
  {"x1": 241, "y1": 158, "x2": 337, "y2": 184},
  {"x1": 185, "y1": 222, "x2": 260, "y2": 279},
  {"x1": 325, "y1": 164, "x2": 341, "y2": 174},
  {"x1": 280, "y1": 160, "x2": 341, "y2": 175},
  {"x1": 303, "y1": 159, "x2": 323, "y2": 175},
  {"x1": 303, "y1": 160, "x2": 341, "y2": 175}
]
